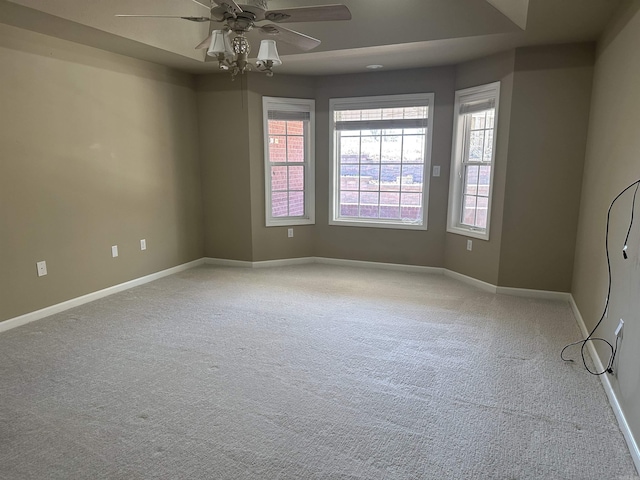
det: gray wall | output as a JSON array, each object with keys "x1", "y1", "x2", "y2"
[
  {"x1": 0, "y1": 23, "x2": 203, "y2": 323},
  {"x1": 573, "y1": 0, "x2": 640, "y2": 451},
  {"x1": 498, "y1": 44, "x2": 594, "y2": 292},
  {"x1": 313, "y1": 67, "x2": 456, "y2": 267},
  {"x1": 196, "y1": 75, "x2": 253, "y2": 261}
]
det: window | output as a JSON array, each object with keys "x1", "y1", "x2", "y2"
[
  {"x1": 329, "y1": 93, "x2": 434, "y2": 230},
  {"x1": 447, "y1": 82, "x2": 500, "y2": 240},
  {"x1": 263, "y1": 97, "x2": 315, "y2": 227}
]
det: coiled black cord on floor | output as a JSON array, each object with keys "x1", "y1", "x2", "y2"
[{"x1": 561, "y1": 179, "x2": 640, "y2": 375}]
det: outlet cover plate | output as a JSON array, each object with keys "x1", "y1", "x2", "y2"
[{"x1": 36, "y1": 261, "x2": 47, "y2": 277}]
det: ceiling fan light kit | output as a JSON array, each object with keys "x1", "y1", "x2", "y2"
[
  {"x1": 116, "y1": 1, "x2": 351, "y2": 80},
  {"x1": 207, "y1": 30, "x2": 280, "y2": 78}
]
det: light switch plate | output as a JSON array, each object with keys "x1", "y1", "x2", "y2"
[
  {"x1": 112, "y1": 245, "x2": 119, "y2": 258},
  {"x1": 140, "y1": 239, "x2": 147, "y2": 251},
  {"x1": 433, "y1": 165, "x2": 441, "y2": 177}
]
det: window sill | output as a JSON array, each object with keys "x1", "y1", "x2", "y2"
[
  {"x1": 266, "y1": 218, "x2": 315, "y2": 228},
  {"x1": 330, "y1": 218, "x2": 427, "y2": 231},
  {"x1": 447, "y1": 225, "x2": 489, "y2": 241}
]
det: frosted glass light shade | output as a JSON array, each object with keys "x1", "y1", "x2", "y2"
[
  {"x1": 257, "y1": 40, "x2": 282, "y2": 65},
  {"x1": 207, "y1": 30, "x2": 232, "y2": 57}
]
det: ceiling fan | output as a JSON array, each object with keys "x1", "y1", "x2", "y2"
[{"x1": 116, "y1": 0, "x2": 352, "y2": 78}]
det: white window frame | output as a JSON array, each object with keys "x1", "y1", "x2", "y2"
[
  {"x1": 447, "y1": 82, "x2": 500, "y2": 240},
  {"x1": 263, "y1": 96, "x2": 315, "y2": 227},
  {"x1": 329, "y1": 93, "x2": 435, "y2": 230}
]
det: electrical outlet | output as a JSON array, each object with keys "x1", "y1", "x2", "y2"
[
  {"x1": 111, "y1": 245, "x2": 119, "y2": 258},
  {"x1": 288, "y1": 228, "x2": 293, "y2": 238},
  {"x1": 36, "y1": 260, "x2": 47, "y2": 277},
  {"x1": 467, "y1": 239, "x2": 473, "y2": 251},
  {"x1": 140, "y1": 239, "x2": 147, "y2": 251}
]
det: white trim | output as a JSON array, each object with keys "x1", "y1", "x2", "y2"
[
  {"x1": 263, "y1": 96, "x2": 316, "y2": 228},
  {"x1": 496, "y1": 286, "x2": 571, "y2": 301},
  {"x1": 204, "y1": 257, "x2": 254, "y2": 268},
  {"x1": 252, "y1": 257, "x2": 316, "y2": 268},
  {"x1": 447, "y1": 81, "x2": 501, "y2": 241},
  {"x1": 443, "y1": 269, "x2": 498, "y2": 294},
  {"x1": 569, "y1": 295, "x2": 640, "y2": 475},
  {"x1": 0, "y1": 259, "x2": 205, "y2": 334},
  {"x1": 328, "y1": 92, "x2": 434, "y2": 231},
  {"x1": 204, "y1": 257, "x2": 315, "y2": 268},
  {"x1": 314, "y1": 257, "x2": 443, "y2": 275}
]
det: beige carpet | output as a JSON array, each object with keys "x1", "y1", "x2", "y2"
[{"x1": 0, "y1": 264, "x2": 637, "y2": 479}]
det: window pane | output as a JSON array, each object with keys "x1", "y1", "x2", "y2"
[
  {"x1": 471, "y1": 112, "x2": 486, "y2": 130},
  {"x1": 271, "y1": 166, "x2": 287, "y2": 191},
  {"x1": 380, "y1": 165, "x2": 401, "y2": 191},
  {"x1": 340, "y1": 192, "x2": 359, "y2": 217},
  {"x1": 272, "y1": 192, "x2": 288, "y2": 217},
  {"x1": 380, "y1": 192, "x2": 400, "y2": 206},
  {"x1": 476, "y1": 196, "x2": 489, "y2": 228},
  {"x1": 465, "y1": 165, "x2": 479, "y2": 195},
  {"x1": 340, "y1": 137, "x2": 360, "y2": 162},
  {"x1": 269, "y1": 136, "x2": 287, "y2": 163},
  {"x1": 401, "y1": 164, "x2": 423, "y2": 191},
  {"x1": 380, "y1": 192, "x2": 400, "y2": 220},
  {"x1": 289, "y1": 191, "x2": 304, "y2": 216},
  {"x1": 287, "y1": 136, "x2": 304, "y2": 162},
  {"x1": 478, "y1": 166, "x2": 491, "y2": 196},
  {"x1": 361, "y1": 135, "x2": 381, "y2": 162},
  {"x1": 402, "y1": 135, "x2": 425, "y2": 163},
  {"x1": 381, "y1": 107, "x2": 405, "y2": 120},
  {"x1": 360, "y1": 165, "x2": 379, "y2": 191},
  {"x1": 332, "y1": 95, "x2": 430, "y2": 227},
  {"x1": 264, "y1": 98, "x2": 314, "y2": 225},
  {"x1": 359, "y1": 192, "x2": 379, "y2": 218},
  {"x1": 486, "y1": 109, "x2": 495, "y2": 129},
  {"x1": 361, "y1": 109, "x2": 382, "y2": 121},
  {"x1": 268, "y1": 120, "x2": 286, "y2": 135},
  {"x1": 483, "y1": 130, "x2": 494, "y2": 162},
  {"x1": 341, "y1": 191, "x2": 358, "y2": 204},
  {"x1": 286, "y1": 120, "x2": 303, "y2": 135},
  {"x1": 462, "y1": 195, "x2": 477, "y2": 225},
  {"x1": 289, "y1": 166, "x2": 304, "y2": 190},
  {"x1": 469, "y1": 131, "x2": 485, "y2": 161},
  {"x1": 341, "y1": 167, "x2": 359, "y2": 191},
  {"x1": 381, "y1": 136, "x2": 402, "y2": 162}
]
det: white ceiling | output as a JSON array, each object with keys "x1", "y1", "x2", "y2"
[{"x1": 0, "y1": 0, "x2": 621, "y2": 75}]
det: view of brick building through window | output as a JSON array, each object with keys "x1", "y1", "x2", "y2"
[
  {"x1": 461, "y1": 109, "x2": 494, "y2": 229},
  {"x1": 268, "y1": 119, "x2": 305, "y2": 217},
  {"x1": 335, "y1": 105, "x2": 428, "y2": 223}
]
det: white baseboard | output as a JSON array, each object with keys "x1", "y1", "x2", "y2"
[
  {"x1": 0, "y1": 258, "x2": 205, "y2": 334},
  {"x1": 314, "y1": 257, "x2": 444, "y2": 275},
  {"x1": 204, "y1": 257, "x2": 254, "y2": 268},
  {"x1": 569, "y1": 295, "x2": 640, "y2": 474},
  {"x1": 444, "y1": 269, "x2": 497, "y2": 293},
  {"x1": 496, "y1": 286, "x2": 571, "y2": 301},
  {"x1": 1, "y1": 255, "x2": 577, "y2": 330}
]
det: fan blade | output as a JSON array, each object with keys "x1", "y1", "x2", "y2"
[
  {"x1": 259, "y1": 24, "x2": 321, "y2": 51},
  {"x1": 195, "y1": 33, "x2": 213, "y2": 50},
  {"x1": 212, "y1": 0, "x2": 243, "y2": 15},
  {"x1": 264, "y1": 4, "x2": 351, "y2": 23},
  {"x1": 189, "y1": 0, "x2": 210, "y2": 9},
  {"x1": 115, "y1": 15, "x2": 210, "y2": 22}
]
